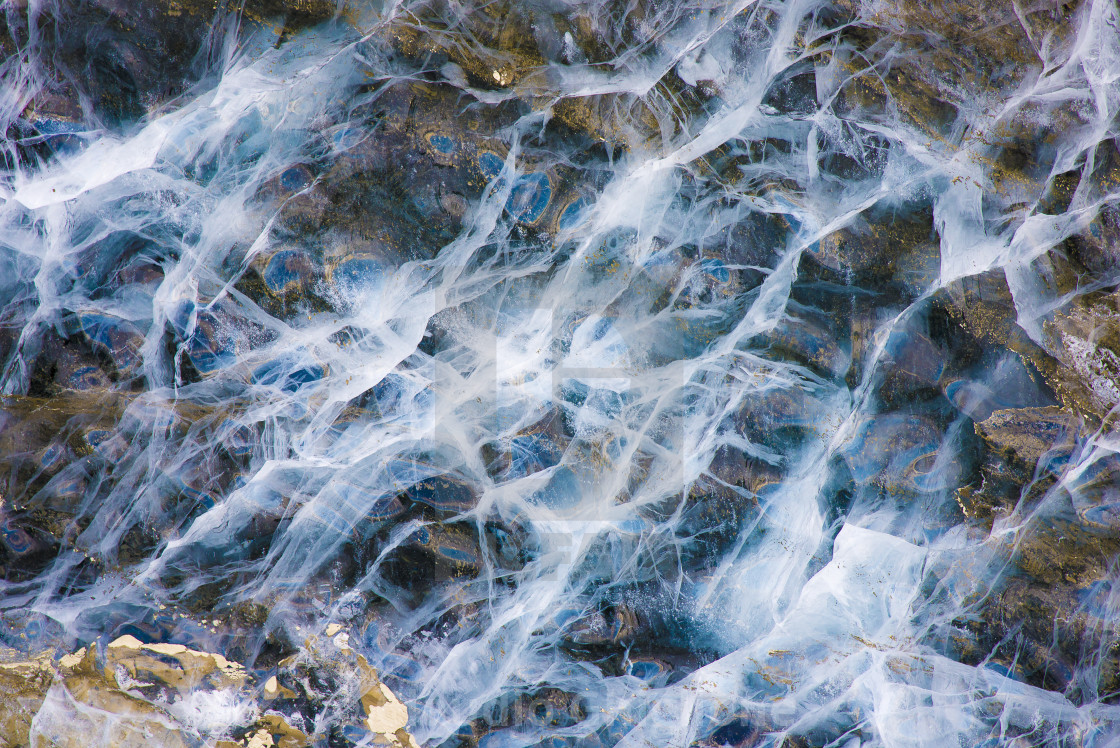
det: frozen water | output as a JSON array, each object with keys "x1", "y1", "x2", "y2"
[{"x1": 2, "y1": 0, "x2": 1120, "y2": 745}]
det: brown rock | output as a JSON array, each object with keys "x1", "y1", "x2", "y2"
[
  {"x1": 1043, "y1": 290, "x2": 1120, "y2": 422},
  {"x1": 974, "y1": 406, "x2": 1079, "y2": 469},
  {"x1": 0, "y1": 650, "x2": 54, "y2": 745}
]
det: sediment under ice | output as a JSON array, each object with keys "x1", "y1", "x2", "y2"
[{"x1": 2, "y1": 0, "x2": 1120, "y2": 745}]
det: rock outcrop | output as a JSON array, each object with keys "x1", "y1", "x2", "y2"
[{"x1": 0, "y1": 629, "x2": 419, "y2": 748}]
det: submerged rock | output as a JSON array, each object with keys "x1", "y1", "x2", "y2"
[
  {"x1": 957, "y1": 406, "x2": 1080, "y2": 520},
  {"x1": 1043, "y1": 290, "x2": 1120, "y2": 423},
  {"x1": 974, "y1": 406, "x2": 1080, "y2": 468},
  {"x1": 970, "y1": 518, "x2": 1120, "y2": 701},
  {"x1": 4, "y1": 0, "x2": 1120, "y2": 743}
]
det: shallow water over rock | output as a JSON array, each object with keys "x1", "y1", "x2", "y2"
[{"x1": 3, "y1": 0, "x2": 1120, "y2": 745}]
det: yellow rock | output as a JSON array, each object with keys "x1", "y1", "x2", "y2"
[
  {"x1": 0, "y1": 651, "x2": 53, "y2": 746},
  {"x1": 0, "y1": 638, "x2": 420, "y2": 748},
  {"x1": 246, "y1": 728, "x2": 276, "y2": 748},
  {"x1": 395, "y1": 728, "x2": 422, "y2": 748},
  {"x1": 58, "y1": 647, "x2": 87, "y2": 670},
  {"x1": 32, "y1": 677, "x2": 189, "y2": 748},
  {"x1": 258, "y1": 712, "x2": 309, "y2": 744},
  {"x1": 105, "y1": 634, "x2": 247, "y2": 691},
  {"x1": 262, "y1": 674, "x2": 297, "y2": 700},
  {"x1": 364, "y1": 683, "x2": 409, "y2": 733}
]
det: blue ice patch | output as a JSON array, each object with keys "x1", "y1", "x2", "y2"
[
  {"x1": 509, "y1": 172, "x2": 552, "y2": 224},
  {"x1": 478, "y1": 151, "x2": 505, "y2": 179},
  {"x1": 427, "y1": 132, "x2": 458, "y2": 155},
  {"x1": 557, "y1": 197, "x2": 587, "y2": 229}
]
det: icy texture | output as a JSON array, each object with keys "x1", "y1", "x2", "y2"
[{"x1": 2, "y1": 0, "x2": 1120, "y2": 746}]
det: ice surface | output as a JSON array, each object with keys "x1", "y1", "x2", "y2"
[{"x1": 2, "y1": 0, "x2": 1120, "y2": 745}]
